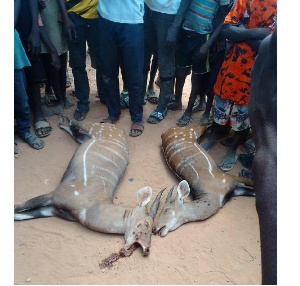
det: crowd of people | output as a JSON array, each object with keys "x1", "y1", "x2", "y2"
[{"x1": 14, "y1": 0, "x2": 277, "y2": 169}]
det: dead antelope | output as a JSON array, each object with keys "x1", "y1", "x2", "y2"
[
  {"x1": 14, "y1": 115, "x2": 164, "y2": 256},
  {"x1": 153, "y1": 125, "x2": 255, "y2": 236}
]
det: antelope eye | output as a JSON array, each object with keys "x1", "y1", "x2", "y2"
[{"x1": 164, "y1": 208, "x2": 170, "y2": 213}]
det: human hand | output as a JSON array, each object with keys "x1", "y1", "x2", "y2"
[
  {"x1": 50, "y1": 50, "x2": 61, "y2": 70},
  {"x1": 63, "y1": 18, "x2": 76, "y2": 42},
  {"x1": 165, "y1": 25, "x2": 178, "y2": 49},
  {"x1": 27, "y1": 29, "x2": 41, "y2": 60}
]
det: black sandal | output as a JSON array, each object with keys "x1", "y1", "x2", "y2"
[{"x1": 73, "y1": 108, "x2": 88, "y2": 121}]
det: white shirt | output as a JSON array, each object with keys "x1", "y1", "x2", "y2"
[
  {"x1": 144, "y1": 0, "x2": 181, "y2": 14},
  {"x1": 98, "y1": 0, "x2": 144, "y2": 24}
]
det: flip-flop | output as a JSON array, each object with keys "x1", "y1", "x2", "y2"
[
  {"x1": 147, "y1": 109, "x2": 167, "y2": 124},
  {"x1": 220, "y1": 155, "x2": 238, "y2": 172},
  {"x1": 20, "y1": 133, "x2": 45, "y2": 150},
  {"x1": 176, "y1": 114, "x2": 194, "y2": 127},
  {"x1": 45, "y1": 93, "x2": 58, "y2": 107},
  {"x1": 239, "y1": 168, "x2": 253, "y2": 179},
  {"x1": 129, "y1": 122, "x2": 144, "y2": 137},
  {"x1": 34, "y1": 120, "x2": 52, "y2": 138},
  {"x1": 146, "y1": 89, "x2": 158, "y2": 104}
]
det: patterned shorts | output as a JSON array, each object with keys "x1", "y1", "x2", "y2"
[{"x1": 212, "y1": 95, "x2": 251, "y2": 131}]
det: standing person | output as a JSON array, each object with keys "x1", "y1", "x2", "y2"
[
  {"x1": 14, "y1": 0, "x2": 45, "y2": 150},
  {"x1": 64, "y1": 0, "x2": 102, "y2": 121},
  {"x1": 16, "y1": 0, "x2": 53, "y2": 138},
  {"x1": 169, "y1": 0, "x2": 232, "y2": 127},
  {"x1": 97, "y1": 0, "x2": 145, "y2": 137},
  {"x1": 199, "y1": 0, "x2": 277, "y2": 172},
  {"x1": 144, "y1": 0, "x2": 192, "y2": 124},
  {"x1": 249, "y1": 26, "x2": 277, "y2": 285},
  {"x1": 39, "y1": 0, "x2": 74, "y2": 114}
]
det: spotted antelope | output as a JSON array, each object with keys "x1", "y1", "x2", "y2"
[{"x1": 14, "y1": 115, "x2": 164, "y2": 256}]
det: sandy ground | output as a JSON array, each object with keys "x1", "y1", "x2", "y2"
[{"x1": 14, "y1": 56, "x2": 262, "y2": 285}]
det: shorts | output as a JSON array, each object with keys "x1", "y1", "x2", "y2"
[
  {"x1": 22, "y1": 40, "x2": 47, "y2": 84},
  {"x1": 212, "y1": 95, "x2": 251, "y2": 131},
  {"x1": 176, "y1": 29, "x2": 210, "y2": 74}
]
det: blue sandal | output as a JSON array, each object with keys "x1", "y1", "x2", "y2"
[{"x1": 147, "y1": 109, "x2": 167, "y2": 124}]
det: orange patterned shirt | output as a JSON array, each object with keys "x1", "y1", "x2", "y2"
[{"x1": 214, "y1": 0, "x2": 277, "y2": 106}]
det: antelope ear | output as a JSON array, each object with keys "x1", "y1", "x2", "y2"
[
  {"x1": 137, "y1": 186, "x2": 152, "y2": 207},
  {"x1": 177, "y1": 180, "x2": 190, "y2": 200}
]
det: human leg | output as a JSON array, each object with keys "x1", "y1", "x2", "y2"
[
  {"x1": 198, "y1": 47, "x2": 226, "y2": 125},
  {"x1": 143, "y1": 5, "x2": 158, "y2": 104},
  {"x1": 22, "y1": 51, "x2": 52, "y2": 138},
  {"x1": 98, "y1": 16, "x2": 121, "y2": 122},
  {"x1": 177, "y1": 72, "x2": 206, "y2": 126},
  {"x1": 120, "y1": 22, "x2": 144, "y2": 125},
  {"x1": 14, "y1": 68, "x2": 45, "y2": 149},
  {"x1": 168, "y1": 66, "x2": 190, "y2": 111},
  {"x1": 220, "y1": 103, "x2": 251, "y2": 172},
  {"x1": 67, "y1": 14, "x2": 90, "y2": 119},
  {"x1": 147, "y1": 11, "x2": 176, "y2": 123},
  {"x1": 198, "y1": 95, "x2": 231, "y2": 151}
]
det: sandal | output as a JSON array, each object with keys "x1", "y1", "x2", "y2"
[
  {"x1": 34, "y1": 120, "x2": 52, "y2": 138},
  {"x1": 176, "y1": 114, "x2": 194, "y2": 127},
  {"x1": 73, "y1": 108, "x2": 88, "y2": 121},
  {"x1": 100, "y1": 116, "x2": 120, "y2": 124},
  {"x1": 146, "y1": 89, "x2": 158, "y2": 104},
  {"x1": 129, "y1": 121, "x2": 144, "y2": 137},
  {"x1": 120, "y1": 94, "x2": 130, "y2": 109},
  {"x1": 220, "y1": 155, "x2": 238, "y2": 172},
  {"x1": 239, "y1": 168, "x2": 253, "y2": 180},
  {"x1": 45, "y1": 93, "x2": 58, "y2": 107},
  {"x1": 20, "y1": 132, "x2": 45, "y2": 150},
  {"x1": 147, "y1": 109, "x2": 167, "y2": 124}
]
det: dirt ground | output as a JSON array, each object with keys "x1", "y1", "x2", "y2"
[{"x1": 14, "y1": 56, "x2": 261, "y2": 285}]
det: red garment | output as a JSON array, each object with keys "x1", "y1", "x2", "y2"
[{"x1": 214, "y1": 0, "x2": 277, "y2": 106}]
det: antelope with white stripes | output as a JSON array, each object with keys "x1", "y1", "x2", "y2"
[
  {"x1": 153, "y1": 125, "x2": 255, "y2": 236},
  {"x1": 14, "y1": 115, "x2": 164, "y2": 256}
]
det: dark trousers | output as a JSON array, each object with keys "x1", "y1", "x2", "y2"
[
  {"x1": 14, "y1": 69, "x2": 31, "y2": 136},
  {"x1": 143, "y1": 4, "x2": 176, "y2": 111},
  {"x1": 66, "y1": 13, "x2": 101, "y2": 112},
  {"x1": 98, "y1": 15, "x2": 144, "y2": 122}
]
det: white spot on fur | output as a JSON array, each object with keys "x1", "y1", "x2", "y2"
[
  {"x1": 40, "y1": 207, "x2": 54, "y2": 216},
  {"x1": 83, "y1": 138, "x2": 96, "y2": 186},
  {"x1": 79, "y1": 208, "x2": 87, "y2": 221},
  {"x1": 14, "y1": 214, "x2": 34, "y2": 220},
  {"x1": 193, "y1": 143, "x2": 214, "y2": 177},
  {"x1": 74, "y1": 190, "x2": 79, "y2": 196}
]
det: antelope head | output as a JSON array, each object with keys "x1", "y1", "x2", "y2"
[
  {"x1": 153, "y1": 180, "x2": 190, "y2": 237},
  {"x1": 121, "y1": 187, "x2": 165, "y2": 256}
]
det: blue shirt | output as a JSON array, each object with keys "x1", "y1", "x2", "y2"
[
  {"x1": 98, "y1": 0, "x2": 144, "y2": 24},
  {"x1": 14, "y1": 30, "x2": 30, "y2": 70}
]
